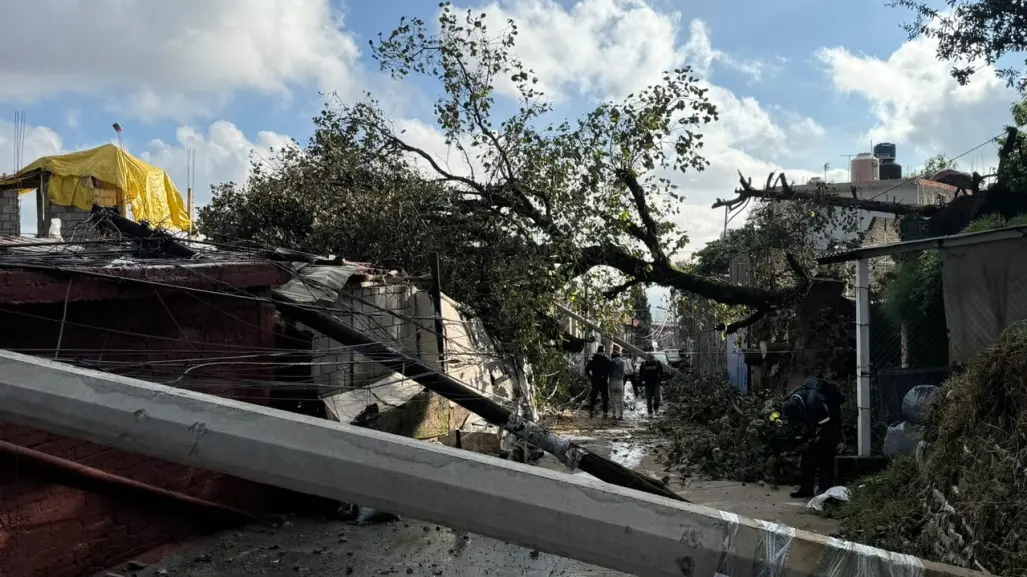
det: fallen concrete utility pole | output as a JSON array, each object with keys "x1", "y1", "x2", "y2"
[
  {"x1": 556, "y1": 303, "x2": 649, "y2": 356},
  {"x1": 0, "y1": 351, "x2": 981, "y2": 577},
  {"x1": 273, "y1": 292, "x2": 680, "y2": 501},
  {"x1": 556, "y1": 303, "x2": 680, "y2": 375}
]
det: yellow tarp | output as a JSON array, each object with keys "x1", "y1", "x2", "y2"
[{"x1": 0, "y1": 143, "x2": 190, "y2": 231}]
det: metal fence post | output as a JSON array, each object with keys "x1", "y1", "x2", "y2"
[{"x1": 855, "y1": 258, "x2": 872, "y2": 457}]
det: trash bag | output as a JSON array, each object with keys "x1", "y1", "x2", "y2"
[
  {"x1": 901, "y1": 384, "x2": 940, "y2": 424},
  {"x1": 883, "y1": 421, "x2": 922, "y2": 457},
  {"x1": 806, "y1": 486, "x2": 850, "y2": 512}
]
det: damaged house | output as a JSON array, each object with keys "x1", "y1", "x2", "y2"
[
  {"x1": 0, "y1": 219, "x2": 530, "y2": 576},
  {"x1": 276, "y1": 261, "x2": 533, "y2": 450}
]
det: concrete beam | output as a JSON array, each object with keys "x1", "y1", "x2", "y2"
[{"x1": 0, "y1": 350, "x2": 980, "y2": 577}]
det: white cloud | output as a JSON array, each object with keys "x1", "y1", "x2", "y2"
[
  {"x1": 463, "y1": 0, "x2": 685, "y2": 101},
  {"x1": 446, "y1": 1, "x2": 821, "y2": 255},
  {"x1": 141, "y1": 121, "x2": 297, "y2": 208},
  {"x1": 681, "y1": 20, "x2": 776, "y2": 82},
  {"x1": 0, "y1": 0, "x2": 361, "y2": 121},
  {"x1": 0, "y1": 118, "x2": 291, "y2": 234},
  {"x1": 0, "y1": 119, "x2": 64, "y2": 234},
  {"x1": 817, "y1": 36, "x2": 1015, "y2": 171},
  {"x1": 0, "y1": 121, "x2": 63, "y2": 177}
]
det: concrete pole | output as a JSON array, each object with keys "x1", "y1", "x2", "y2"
[
  {"x1": 0, "y1": 351, "x2": 979, "y2": 577},
  {"x1": 556, "y1": 303, "x2": 647, "y2": 356},
  {"x1": 855, "y1": 258, "x2": 872, "y2": 457}
]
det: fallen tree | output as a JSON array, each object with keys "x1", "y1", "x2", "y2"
[{"x1": 714, "y1": 171, "x2": 942, "y2": 217}]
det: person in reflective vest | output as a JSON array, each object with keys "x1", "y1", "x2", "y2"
[
  {"x1": 637, "y1": 353, "x2": 664, "y2": 417},
  {"x1": 779, "y1": 377, "x2": 844, "y2": 499}
]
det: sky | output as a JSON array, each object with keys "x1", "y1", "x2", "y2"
[{"x1": 0, "y1": 0, "x2": 1017, "y2": 317}]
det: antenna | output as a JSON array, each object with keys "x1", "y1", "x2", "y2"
[
  {"x1": 840, "y1": 153, "x2": 859, "y2": 182},
  {"x1": 112, "y1": 122, "x2": 126, "y2": 152},
  {"x1": 111, "y1": 122, "x2": 130, "y2": 218}
]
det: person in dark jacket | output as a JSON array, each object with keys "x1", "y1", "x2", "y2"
[
  {"x1": 637, "y1": 353, "x2": 664, "y2": 417},
  {"x1": 779, "y1": 377, "x2": 844, "y2": 499},
  {"x1": 585, "y1": 346, "x2": 612, "y2": 418}
]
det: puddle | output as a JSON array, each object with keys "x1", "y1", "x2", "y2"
[{"x1": 607, "y1": 441, "x2": 645, "y2": 469}]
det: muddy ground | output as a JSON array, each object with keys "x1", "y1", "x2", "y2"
[{"x1": 101, "y1": 389, "x2": 836, "y2": 576}]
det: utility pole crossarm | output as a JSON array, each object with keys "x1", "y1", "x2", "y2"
[{"x1": 0, "y1": 351, "x2": 979, "y2": 577}]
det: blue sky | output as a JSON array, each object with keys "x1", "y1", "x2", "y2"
[{"x1": 0, "y1": 0, "x2": 1017, "y2": 312}]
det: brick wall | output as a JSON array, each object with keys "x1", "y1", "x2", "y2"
[
  {"x1": 0, "y1": 189, "x2": 18, "y2": 237},
  {"x1": 0, "y1": 288, "x2": 306, "y2": 577}
]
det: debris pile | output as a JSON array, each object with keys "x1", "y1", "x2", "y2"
[
  {"x1": 831, "y1": 457, "x2": 928, "y2": 555},
  {"x1": 653, "y1": 375, "x2": 800, "y2": 483},
  {"x1": 915, "y1": 320, "x2": 1027, "y2": 574}
]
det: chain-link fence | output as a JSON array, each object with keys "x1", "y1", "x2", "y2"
[
  {"x1": 863, "y1": 232, "x2": 1027, "y2": 425},
  {"x1": 677, "y1": 296, "x2": 727, "y2": 379},
  {"x1": 866, "y1": 253, "x2": 950, "y2": 426}
]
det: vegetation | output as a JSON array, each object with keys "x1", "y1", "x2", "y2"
[
  {"x1": 628, "y1": 285, "x2": 654, "y2": 349},
  {"x1": 199, "y1": 3, "x2": 816, "y2": 371},
  {"x1": 831, "y1": 458, "x2": 928, "y2": 555},
  {"x1": 916, "y1": 153, "x2": 957, "y2": 177},
  {"x1": 892, "y1": 0, "x2": 1027, "y2": 93},
  {"x1": 655, "y1": 374, "x2": 798, "y2": 483}
]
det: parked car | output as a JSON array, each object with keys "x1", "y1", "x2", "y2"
[
  {"x1": 662, "y1": 349, "x2": 682, "y2": 368},
  {"x1": 651, "y1": 352, "x2": 673, "y2": 381}
]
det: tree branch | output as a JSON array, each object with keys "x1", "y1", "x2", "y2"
[
  {"x1": 714, "y1": 170, "x2": 942, "y2": 217},
  {"x1": 564, "y1": 244, "x2": 794, "y2": 309},
  {"x1": 602, "y1": 277, "x2": 643, "y2": 299},
  {"x1": 724, "y1": 308, "x2": 768, "y2": 334},
  {"x1": 615, "y1": 169, "x2": 667, "y2": 262},
  {"x1": 387, "y1": 135, "x2": 487, "y2": 195}
]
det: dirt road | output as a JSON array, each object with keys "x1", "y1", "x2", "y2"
[{"x1": 541, "y1": 387, "x2": 838, "y2": 535}]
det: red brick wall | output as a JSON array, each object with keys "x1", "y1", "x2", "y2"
[{"x1": 0, "y1": 290, "x2": 305, "y2": 577}]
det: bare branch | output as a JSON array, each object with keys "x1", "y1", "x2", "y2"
[
  {"x1": 713, "y1": 170, "x2": 941, "y2": 217},
  {"x1": 614, "y1": 169, "x2": 666, "y2": 262},
  {"x1": 564, "y1": 244, "x2": 795, "y2": 309},
  {"x1": 387, "y1": 135, "x2": 487, "y2": 195},
  {"x1": 724, "y1": 308, "x2": 769, "y2": 334},
  {"x1": 602, "y1": 277, "x2": 643, "y2": 299}
]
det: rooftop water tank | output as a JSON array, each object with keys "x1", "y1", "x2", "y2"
[
  {"x1": 851, "y1": 153, "x2": 880, "y2": 182},
  {"x1": 880, "y1": 158, "x2": 902, "y2": 180},
  {"x1": 874, "y1": 142, "x2": 896, "y2": 160}
]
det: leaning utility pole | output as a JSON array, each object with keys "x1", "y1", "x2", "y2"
[
  {"x1": 273, "y1": 291, "x2": 680, "y2": 501},
  {"x1": 0, "y1": 351, "x2": 982, "y2": 577}
]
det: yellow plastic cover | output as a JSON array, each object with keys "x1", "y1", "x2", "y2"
[{"x1": 0, "y1": 143, "x2": 190, "y2": 231}]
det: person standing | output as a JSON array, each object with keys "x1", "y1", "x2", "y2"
[
  {"x1": 608, "y1": 347, "x2": 627, "y2": 420},
  {"x1": 638, "y1": 353, "x2": 664, "y2": 417},
  {"x1": 623, "y1": 354, "x2": 638, "y2": 399},
  {"x1": 778, "y1": 377, "x2": 844, "y2": 499},
  {"x1": 585, "y1": 345, "x2": 612, "y2": 419}
]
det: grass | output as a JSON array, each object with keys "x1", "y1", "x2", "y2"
[{"x1": 830, "y1": 457, "x2": 927, "y2": 556}]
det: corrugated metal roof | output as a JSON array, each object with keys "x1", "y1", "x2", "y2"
[{"x1": 818, "y1": 225, "x2": 1027, "y2": 264}]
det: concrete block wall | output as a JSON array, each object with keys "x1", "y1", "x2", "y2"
[
  {"x1": 45, "y1": 204, "x2": 95, "y2": 236},
  {"x1": 0, "y1": 189, "x2": 18, "y2": 236},
  {"x1": 0, "y1": 290, "x2": 300, "y2": 577}
]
